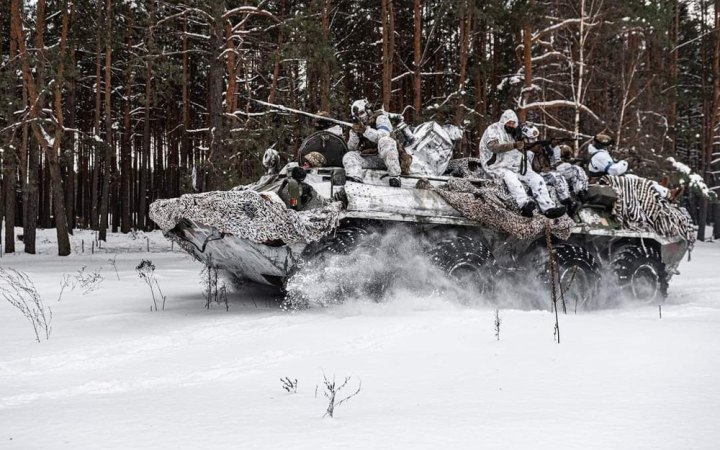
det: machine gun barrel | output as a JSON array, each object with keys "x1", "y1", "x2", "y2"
[
  {"x1": 245, "y1": 98, "x2": 354, "y2": 128},
  {"x1": 532, "y1": 137, "x2": 579, "y2": 147}
]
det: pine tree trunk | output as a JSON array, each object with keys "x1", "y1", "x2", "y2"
[
  {"x1": 225, "y1": 22, "x2": 237, "y2": 113},
  {"x1": 668, "y1": 1, "x2": 679, "y2": 155},
  {"x1": 22, "y1": 0, "x2": 40, "y2": 250},
  {"x1": 268, "y1": 0, "x2": 285, "y2": 105},
  {"x1": 39, "y1": 161, "x2": 50, "y2": 228},
  {"x1": 23, "y1": 1, "x2": 52, "y2": 246},
  {"x1": 574, "y1": 0, "x2": 585, "y2": 146},
  {"x1": 698, "y1": 0, "x2": 711, "y2": 241},
  {"x1": 77, "y1": 144, "x2": 86, "y2": 226},
  {"x1": 1, "y1": 2, "x2": 6, "y2": 240},
  {"x1": 63, "y1": 6, "x2": 77, "y2": 233},
  {"x1": 320, "y1": 0, "x2": 331, "y2": 111},
  {"x1": 139, "y1": 61, "x2": 152, "y2": 230},
  {"x1": 91, "y1": 153, "x2": 100, "y2": 229},
  {"x1": 48, "y1": 0, "x2": 73, "y2": 256},
  {"x1": 99, "y1": 0, "x2": 112, "y2": 242},
  {"x1": 711, "y1": 0, "x2": 720, "y2": 239},
  {"x1": 181, "y1": 14, "x2": 191, "y2": 175},
  {"x1": 91, "y1": 0, "x2": 103, "y2": 230},
  {"x1": 519, "y1": 0, "x2": 535, "y2": 122},
  {"x1": 413, "y1": 0, "x2": 422, "y2": 119},
  {"x1": 454, "y1": 1, "x2": 471, "y2": 125},
  {"x1": 474, "y1": 27, "x2": 488, "y2": 144},
  {"x1": 205, "y1": 0, "x2": 226, "y2": 191},
  {"x1": 121, "y1": 40, "x2": 132, "y2": 234},
  {"x1": 2, "y1": 149, "x2": 15, "y2": 254},
  {"x1": 381, "y1": 0, "x2": 391, "y2": 110},
  {"x1": 388, "y1": 0, "x2": 395, "y2": 110},
  {"x1": 23, "y1": 138, "x2": 38, "y2": 254},
  {"x1": 4, "y1": 0, "x2": 21, "y2": 254}
]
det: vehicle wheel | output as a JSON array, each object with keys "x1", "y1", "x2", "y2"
[
  {"x1": 612, "y1": 245, "x2": 668, "y2": 303},
  {"x1": 309, "y1": 225, "x2": 392, "y2": 302},
  {"x1": 324, "y1": 226, "x2": 374, "y2": 255},
  {"x1": 537, "y1": 244, "x2": 601, "y2": 312},
  {"x1": 431, "y1": 235, "x2": 496, "y2": 296}
]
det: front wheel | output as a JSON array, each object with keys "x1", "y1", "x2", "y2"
[
  {"x1": 535, "y1": 244, "x2": 601, "y2": 312},
  {"x1": 431, "y1": 235, "x2": 496, "y2": 297},
  {"x1": 286, "y1": 224, "x2": 393, "y2": 308}
]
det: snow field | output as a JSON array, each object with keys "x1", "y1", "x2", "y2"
[{"x1": 0, "y1": 229, "x2": 719, "y2": 449}]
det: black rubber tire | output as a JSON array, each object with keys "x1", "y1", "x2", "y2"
[
  {"x1": 431, "y1": 235, "x2": 496, "y2": 295},
  {"x1": 313, "y1": 225, "x2": 392, "y2": 302},
  {"x1": 612, "y1": 245, "x2": 668, "y2": 303},
  {"x1": 536, "y1": 244, "x2": 601, "y2": 312},
  {"x1": 325, "y1": 226, "x2": 374, "y2": 255}
]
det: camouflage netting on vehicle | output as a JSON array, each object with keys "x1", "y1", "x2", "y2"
[
  {"x1": 444, "y1": 157, "x2": 488, "y2": 178},
  {"x1": 435, "y1": 178, "x2": 575, "y2": 240},
  {"x1": 602, "y1": 175, "x2": 696, "y2": 243},
  {"x1": 149, "y1": 190, "x2": 343, "y2": 244}
]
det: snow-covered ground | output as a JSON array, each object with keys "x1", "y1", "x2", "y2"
[{"x1": 1, "y1": 228, "x2": 719, "y2": 449}]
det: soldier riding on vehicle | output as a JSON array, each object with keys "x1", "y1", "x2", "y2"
[
  {"x1": 479, "y1": 110, "x2": 566, "y2": 218},
  {"x1": 342, "y1": 99, "x2": 402, "y2": 187}
]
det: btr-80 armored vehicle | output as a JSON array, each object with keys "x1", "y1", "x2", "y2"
[{"x1": 150, "y1": 124, "x2": 694, "y2": 309}]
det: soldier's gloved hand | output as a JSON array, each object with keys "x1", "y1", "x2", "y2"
[
  {"x1": 352, "y1": 122, "x2": 366, "y2": 136},
  {"x1": 514, "y1": 141, "x2": 525, "y2": 150}
]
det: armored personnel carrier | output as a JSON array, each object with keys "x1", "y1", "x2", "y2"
[{"x1": 150, "y1": 124, "x2": 694, "y2": 309}]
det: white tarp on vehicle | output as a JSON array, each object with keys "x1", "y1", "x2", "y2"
[{"x1": 603, "y1": 175, "x2": 695, "y2": 244}]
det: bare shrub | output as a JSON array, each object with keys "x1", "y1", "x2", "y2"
[
  {"x1": 494, "y1": 308, "x2": 501, "y2": 341},
  {"x1": 57, "y1": 274, "x2": 73, "y2": 302},
  {"x1": 200, "y1": 257, "x2": 228, "y2": 311},
  {"x1": 107, "y1": 255, "x2": 120, "y2": 280},
  {"x1": 281, "y1": 377, "x2": 298, "y2": 394},
  {"x1": 136, "y1": 260, "x2": 166, "y2": 311},
  {"x1": 56, "y1": 266, "x2": 104, "y2": 301},
  {"x1": 0, "y1": 267, "x2": 52, "y2": 342},
  {"x1": 322, "y1": 373, "x2": 361, "y2": 418},
  {"x1": 74, "y1": 266, "x2": 104, "y2": 295}
]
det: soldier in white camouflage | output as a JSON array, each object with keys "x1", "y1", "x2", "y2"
[
  {"x1": 342, "y1": 99, "x2": 402, "y2": 187},
  {"x1": 550, "y1": 144, "x2": 589, "y2": 196},
  {"x1": 522, "y1": 124, "x2": 582, "y2": 216},
  {"x1": 588, "y1": 133, "x2": 628, "y2": 177},
  {"x1": 479, "y1": 109, "x2": 566, "y2": 218}
]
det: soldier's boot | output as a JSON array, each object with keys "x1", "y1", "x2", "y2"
[
  {"x1": 561, "y1": 198, "x2": 578, "y2": 217},
  {"x1": 520, "y1": 200, "x2": 537, "y2": 218},
  {"x1": 542, "y1": 205, "x2": 567, "y2": 219},
  {"x1": 576, "y1": 189, "x2": 588, "y2": 202}
]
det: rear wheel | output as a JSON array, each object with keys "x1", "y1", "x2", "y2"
[{"x1": 612, "y1": 245, "x2": 668, "y2": 303}]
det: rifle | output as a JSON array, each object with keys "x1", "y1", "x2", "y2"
[
  {"x1": 526, "y1": 137, "x2": 580, "y2": 160},
  {"x1": 529, "y1": 137, "x2": 579, "y2": 149}
]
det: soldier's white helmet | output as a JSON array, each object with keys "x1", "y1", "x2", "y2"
[
  {"x1": 351, "y1": 99, "x2": 371, "y2": 121},
  {"x1": 262, "y1": 148, "x2": 280, "y2": 172},
  {"x1": 522, "y1": 123, "x2": 540, "y2": 142}
]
